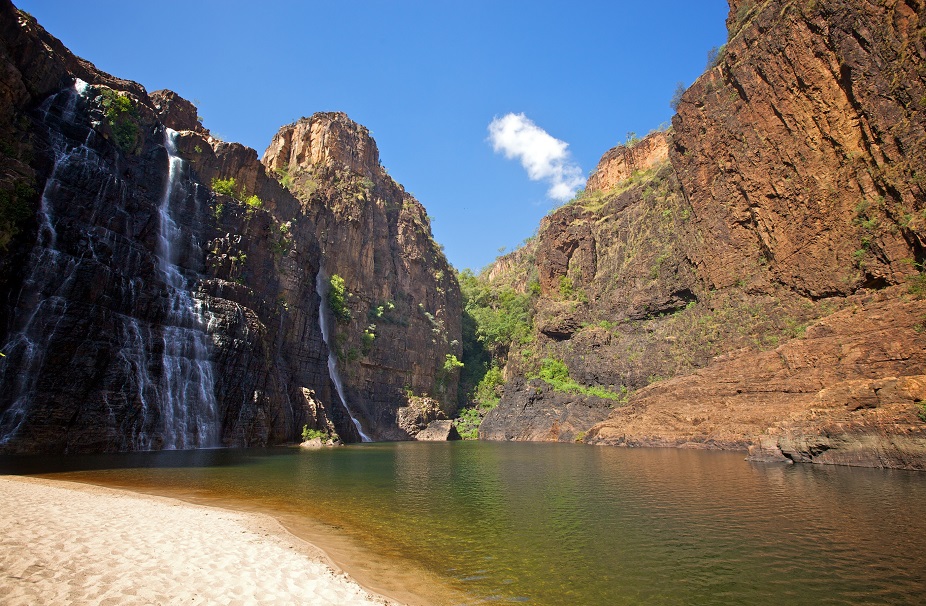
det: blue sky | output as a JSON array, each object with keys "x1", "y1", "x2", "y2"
[{"x1": 18, "y1": 0, "x2": 729, "y2": 271}]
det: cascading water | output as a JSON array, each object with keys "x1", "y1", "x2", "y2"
[
  {"x1": 0, "y1": 80, "x2": 220, "y2": 450},
  {"x1": 0, "y1": 79, "x2": 92, "y2": 446},
  {"x1": 149, "y1": 128, "x2": 220, "y2": 449},
  {"x1": 315, "y1": 271, "x2": 372, "y2": 442}
]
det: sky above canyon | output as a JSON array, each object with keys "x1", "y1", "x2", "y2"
[{"x1": 18, "y1": 0, "x2": 729, "y2": 271}]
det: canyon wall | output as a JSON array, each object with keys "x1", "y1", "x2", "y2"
[
  {"x1": 263, "y1": 115, "x2": 462, "y2": 440},
  {"x1": 0, "y1": 1, "x2": 459, "y2": 451},
  {"x1": 479, "y1": 0, "x2": 926, "y2": 469}
]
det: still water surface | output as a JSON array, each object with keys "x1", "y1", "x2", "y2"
[{"x1": 3, "y1": 442, "x2": 926, "y2": 605}]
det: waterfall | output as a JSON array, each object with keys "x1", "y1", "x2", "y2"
[
  {"x1": 315, "y1": 271, "x2": 372, "y2": 442},
  {"x1": 0, "y1": 89, "x2": 221, "y2": 449},
  {"x1": 150, "y1": 128, "x2": 220, "y2": 449},
  {"x1": 0, "y1": 80, "x2": 92, "y2": 446}
]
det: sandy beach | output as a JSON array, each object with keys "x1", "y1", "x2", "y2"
[{"x1": 0, "y1": 475, "x2": 399, "y2": 605}]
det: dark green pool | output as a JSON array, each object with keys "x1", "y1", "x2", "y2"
[{"x1": 3, "y1": 442, "x2": 925, "y2": 605}]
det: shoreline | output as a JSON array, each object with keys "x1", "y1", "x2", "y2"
[{"x1": 0, "y1": 475, "x2": 406, "y2": 605}]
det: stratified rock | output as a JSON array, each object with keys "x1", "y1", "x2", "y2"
[
  {"x1": 586, "y1": 289, "x2": 926, "y2": 470},
  {"x1": 0, "y1": 1, "x2": 455, "y2": 452},
  {"x1": 672, "y1": 0, "x2": 925, "y2": 296},
  {"x1": 477, "y1": 0, "x2": 926, "y2": 470},
  {"x1": 262, "y1": 114, "x2": 463, "y2": 440},
  {"x1": 585, "y1": 130, "x2": 669, "y2": 193},
  {"x1": 415, "y1": 420, "x2": 461, "y2": 441}
]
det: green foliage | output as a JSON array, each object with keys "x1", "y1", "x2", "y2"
[
  {"x1": 458, "y1": 268, "x2": 536, "y2": 408},
  {"x1": 443, "y1": 354, "x2": 464, "y2": 372},
  {"x1": 99, "y1": 88, "x2": 138, "y2": 153},
  {"x1": 454, "y1": 406, "x2": 485, "y2": 440},
  {"x1": 459, "y1": 269, "x2": 535, "y2": 353},
  {"x1": 211, "y1": 177, "x2": 238, "y2": 197},
  {"x1": 361, "y1": 325, "x2": 376, "y2": 353},
  {"x1": 532, "y1": 357, "x2": 628, "y2": 403},
  {"x1": 559, "y1": 276, "x2": 575, "y2": 299},
  {"x1": 278, "y1": 165, "x2": 294, "y2": 190},
  {"x1": 271, "y1": 221, "x2": 293, "y2": 256},
  {"x1": 213, "y1": 203, "x2": 224, "y2": 222},
  {"x1": 908, "y1": 268, "x2": 926, "y2": 299},
  {"x1": 328, "y1": 274, "x2": 352, "y2": 323},
  {"x1": 302, "y1": 426, "x2": 336, "y2": 442},
  {"x1": 245, "y1": 194, "x2": 263, "y2": 210},
  {"x1": 0, "y1": 180, "x2": 35, "y2": 250},
  {"x1": 916, "y1": 401, "x2": 926, "y2": 423},
  {"x1": 474, "y1": 365, "x2": 504, "y2": 407}
]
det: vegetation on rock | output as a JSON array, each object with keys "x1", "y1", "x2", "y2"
[{"x1": 98, "y1": 88, "x2": 138, "y2": 153}]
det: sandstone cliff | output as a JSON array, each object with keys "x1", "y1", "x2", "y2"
[
  {"x1": 0, "y1": 1, "x2": 458, "y2": 451},
  {"x1": 478, "y1": 0, "x2": 926, "y2": 469},
  {"x1": 262, "y1": 115, "x2": 462, "y2": 440}
]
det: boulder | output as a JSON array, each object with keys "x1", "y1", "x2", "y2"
[{"x1": 415, "y1": 420, "x2": 461, "y2": 442}]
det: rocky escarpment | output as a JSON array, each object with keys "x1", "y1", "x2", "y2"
[
  {"x1": 262, "y1": 115, "x2": 462, "y2": 440},
  {"x1": 0, "y1": 3, "x2": 349, "y2": 452},
  {"x1": 0, "y1": 1, "x2": 457, "y2": 451},
  {"x1": 673, "y1": 0, "x2": 925, "y2": 296},
  {"x1": 480, "y1": 0, "x2": 926, "y2": 469}
]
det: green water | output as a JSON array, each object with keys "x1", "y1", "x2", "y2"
[{"x1": 3, "y1": 442, "x2": 926, "y2": 605}]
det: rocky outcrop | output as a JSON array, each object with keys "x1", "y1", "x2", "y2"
[
  {"x1": 586, "y1": 288, "x2": 926, "y2": 469},
  {"x1": 585, "y1": 131, "x2": 670, "y2": 193},
  {"x1": 672, "y1": 0, "x2": 926, "y2": 297},
  {"x1": 480, "y1": 378, "x2": 614, "y2": 442},
  {"x1": 0, "y1": 1, "x2": 357, "y2": 452},
  {"x1": 0, "y1": 1, "x2": 456, "y2": 451},
  {"x1": 262, "y1": 114, "x2": 462, "y2": 441},
  {"x1": 478, "y1": 0, "x2": 926, "y2": 469},
  {"x1": 415, "y1": 420, "x2": 461, "y2": 441}
]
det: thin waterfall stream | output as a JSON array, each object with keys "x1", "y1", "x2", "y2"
[{"x1": 315, "y1": 271, "x2": 372, "y2": 442}]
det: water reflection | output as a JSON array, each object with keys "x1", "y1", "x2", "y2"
[{"x1": 2, "y1": 443, "x2": 925, "y2": 605}]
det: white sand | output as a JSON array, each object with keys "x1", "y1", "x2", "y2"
[{"x1": 0, "y1": 475, "x2": 398, "y2": 605}]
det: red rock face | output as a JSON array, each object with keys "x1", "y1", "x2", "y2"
[
  {"x1": 585, "y1": 288, "x2": 926, "y2": 470},
  {"x1": 585, "y1": 131, "x2": 670, "y2": 193},
  {"x1": 482, "y1": 0, "x2": 926, "y2": 468},
  {"x1": 262, "y1": 115, "x2": 462, "y2": 439},
  {"x1": 672, "y1": 0, "x2": 926, "y2": 297}
]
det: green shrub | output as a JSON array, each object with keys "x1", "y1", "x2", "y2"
[
  {"x1": 245, "y1": 194, "x2": 263, "y2": 210},
  {"x1": 670, "y1": 81, "x2": 686, "y2": 112},
  {"x1": 302, "y1": 426, "x2": 334, "y2": 441},
  {"x1": 99, "y1": 88, "x2": 138, "y2": 153},
  {"x1": 443, "y1": 354, "x2": 464, "y2": 372},
  {"x1": 559, "y1": 276, "x2": 575, "y2": 299},
  {"x1": 474, "y1": 365, "x2": 504, "y2": 407},
  {"x1": 533, "y1": 357, "x2": 628, "y2": 403},
  {"x1": 329, "y1": 274, "x2": 351, "y2": 323},
  {"x1": 706, "y1": 45, "x2": 726, "y2": 69},
  {"x1": 361, "y1": 325, "x2": 376, "y2": 353},
  {"x1": 211, "y1": 177, "x2": 238, "y2": 197},
  {"x1": 909, "y1": 270, "x2": 926, "y2": 299}
]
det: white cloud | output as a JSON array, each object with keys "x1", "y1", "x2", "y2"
[{"x1": 487, "y1": 113, "x2": 585, "y2": 201}]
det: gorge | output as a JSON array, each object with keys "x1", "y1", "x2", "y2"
[{"x1": 0, "y1": 0, "x2": 925, "y2": 472}]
